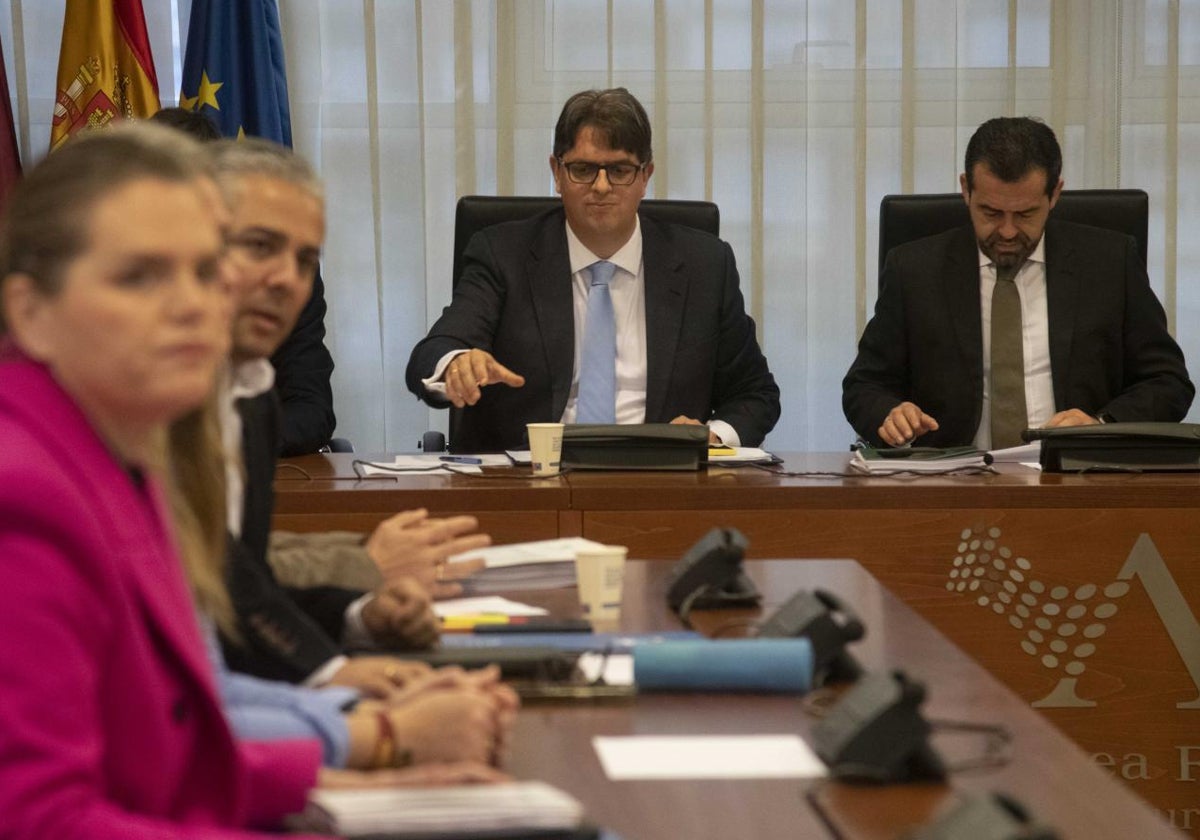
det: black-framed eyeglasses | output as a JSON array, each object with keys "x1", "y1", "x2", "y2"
[{"x1": 557, "y1": 158, "x2": 647, "y2": 186}]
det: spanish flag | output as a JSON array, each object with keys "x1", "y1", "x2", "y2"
[{"x1": 50, "y1": 0, "x2": 159, "y2": 150}]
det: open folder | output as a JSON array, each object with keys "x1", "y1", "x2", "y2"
[{"x1": 849, "y1": 445, "x2": 991, "y2": 474}]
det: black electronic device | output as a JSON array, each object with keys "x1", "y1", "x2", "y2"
[
  {"x1": 757, "y1": 588, "x2": 864, "y2": 685},
  {"x1": 666, "y1": 527, "x2": 761, "y2": 613},
  {"x1": 420, "y1": 430, "x2": 446, "y2": 453},
  {"x1": 811, "y1": 669, "x2": 945, "y2": 783},
  {"x1": 560, "y1": 423, "x2": 708, "y2": 471},
  {"x1": 1023, "y1": 422, "x2": 1200, "y2": 472},
  {"x1": 393, "y1": 647, "x2": 579, "y2": 682},
  {"x1": 907, "y1": 792, "x2": 1061, "y2": 840}
]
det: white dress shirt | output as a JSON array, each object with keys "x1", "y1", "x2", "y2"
[
  {"x1": 974, "y1": 235, "x2": 1056, "y2": 450},
  {"x1": 218, "y1": 359, "x2": 275, "y2": 538},
  {"x1": 561, "y1": 217, "x2": 648, "y2": 425}
]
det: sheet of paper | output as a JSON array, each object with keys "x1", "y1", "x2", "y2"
[
  {"x1": 303, "y1": 781, "x2": 583, "y2": 836},
  {"x1": 433, "y1": 596, "x2": 548, "y2": 618},
  {"x1": 577, "y1": 652, "x2": 635, "y2": 686},
  {"x1": 449, "y1": 537, "x2": 606, "y2": 569},
  {"x1": 707, "y1": 447, "x2": 775, "y2": 464},
  {"x1": 506, "y1": 449, "x2": 532, "y2": 465},
  {"x1": 356, "y1": 453, "x2": 513, "y2": 477},
  {"x1": 593, "y1": 735, "x2": 827, "y2": 780},
  {"x1": 849, "y1": 450, "x2": 990, "y2": 474},
  {"x1": 357, "y1": 455, "x2": 481, "y2": 476},
  {"x1": 987, "y1": 441, "x2": 1042, "y2": 464}
]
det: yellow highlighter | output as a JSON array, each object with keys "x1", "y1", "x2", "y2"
[
  {"x1": 708, "y1": 445, "x2": 736, "y2": 457},
  {"x1": 440, "y1": 614, "x2": 511, "y2": 633}
]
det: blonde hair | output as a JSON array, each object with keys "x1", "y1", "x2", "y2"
[
  {"x1": 0, "y1": 123, "x2": 211, "y2": 334},
  {"x1": 167, "y1": 393, "x2": 237, "y2": 639},
  {"x1": 0, "y1": 122, "x2": 236, "y2": 634}
]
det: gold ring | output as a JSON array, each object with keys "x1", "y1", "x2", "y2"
[
  {"x1": 384, "y1": 665, "x2": 402, "y2": 684},
  {"x1": 436, "y1": 564, "x2": 445, "y2": 581}
]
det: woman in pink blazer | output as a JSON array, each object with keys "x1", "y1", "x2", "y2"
[{"x1": 0, "y1": 125, "x2": 324, "y2": 839}]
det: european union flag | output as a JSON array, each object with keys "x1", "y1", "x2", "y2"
[{"x1": 179, "y1": 0, "x2": 292, "y2": 146}]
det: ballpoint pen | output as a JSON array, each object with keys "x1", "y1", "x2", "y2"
[{"x1": 440, "y1": 455, "x2": 483, "y2": 465}]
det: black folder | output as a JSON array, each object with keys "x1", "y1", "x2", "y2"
[
  {"x1": 1023, "y1": 422, "x2": 1200, "y2": 472},
  {"x1": 560, "y1": 423, "x2": 709, "y2": 471}
]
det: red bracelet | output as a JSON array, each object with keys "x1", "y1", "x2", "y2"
[{"x1": 372, "y1": 711, "x2": 413, "y2": 768}]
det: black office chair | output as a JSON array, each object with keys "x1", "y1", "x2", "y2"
[
  {"x1": 452, "y1": 195, "x2": 720, "y2": 287},
  {"x1": 877, "y1": 189, "x2": 1149, "y2": 281},
  {"x1": 444, "y1": 195, "x2": 721, "y2": 449}
]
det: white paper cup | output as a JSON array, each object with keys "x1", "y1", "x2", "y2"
[
  {"x1": 527, "y1": 422, "x2": 564, "y2": 476},
  {"x1": 574, "y1": 544, "x2": 627, "y2": 629}
]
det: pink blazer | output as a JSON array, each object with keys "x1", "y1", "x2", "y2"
[{"x1": 0, "y1": 353, "x2": 323, "y2": 840}]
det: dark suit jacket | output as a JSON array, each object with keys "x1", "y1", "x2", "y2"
[
  {"x1": 271, "y1": 266, "x2": 336, "y2": 456},
  {"x1": 405, "y1": 207, "x2": 781, "y2": 451},
  {"x1": 842, "y1": 219, "x2": 1194, "y2": 447},
  {"x1": 220, "y1": 391, "x2": 363, "y2": 683}
]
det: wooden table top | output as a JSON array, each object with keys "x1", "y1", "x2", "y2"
[
  {"x1": 276, "y1": 452, "x2": 1200, "y2": 511},
  {"x1": 499, "y1": 559, "x2": 1182, "y2": 840}
]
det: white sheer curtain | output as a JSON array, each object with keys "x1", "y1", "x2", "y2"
[{"x1": 4, "y1": 1, "x2": 1198, "y2": 451}]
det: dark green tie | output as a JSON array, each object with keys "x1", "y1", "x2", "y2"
[{"x1": 990, "y1": 264, "x2": 1027, "y2": 449}]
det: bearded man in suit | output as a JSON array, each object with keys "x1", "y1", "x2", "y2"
[{"x1": 843, "y1": 116, "x2": 1192, "y2": 449}]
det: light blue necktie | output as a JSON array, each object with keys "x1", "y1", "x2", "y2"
[{"x1": 576, "y1": 260, "x2": 617, "y2": 423}]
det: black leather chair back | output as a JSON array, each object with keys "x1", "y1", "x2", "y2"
[
  {"x1": 452, "y1": 195, "x2": 720, "y2": 286},
  {"x1": 877, "y1": 189, "x2": 1149, "y2": 280}
]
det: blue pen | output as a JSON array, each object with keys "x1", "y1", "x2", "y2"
[{"x1": 440, "y1": 455, "x2": 483, "y2": 465}]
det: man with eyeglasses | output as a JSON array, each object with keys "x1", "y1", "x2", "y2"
[{"x1": 407, "y1": 87, "x2": 780, "y2": 452}]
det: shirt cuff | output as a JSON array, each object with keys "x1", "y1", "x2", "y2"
[
  {"x1": 421, "y1": 349, "x2": 470, "y2": 397},
  {"x1": 341, "y1": 593, "x2": 378, "y2": 651},
  {"x1": 303, "y1": 654, "x2": 350, "y2": 688},
  {"x1": 708, "y1": 420, "x2": 740, "y2": 447}
]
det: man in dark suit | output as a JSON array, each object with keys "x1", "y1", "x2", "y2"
[
  {"x1": 406, "y1": 88, "x2": 780, "y2": 452},
  {"x1": 213, "y1": 138, "x2": 492, "y2": 695},
  {"x1": 843, "y1": 117, "x2": 1193, "y2": 449},
  {"x1": 271, "y1": 268, "x2": 336, "y2": 455},
  {"x1": 150, "y1": 106, "x2": 336, "y2": 456}
]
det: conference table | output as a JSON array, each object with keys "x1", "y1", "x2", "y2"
[
  {"x1": 275, "y1": 453, "x2": 1200, "y2": 833},
  {"x1": 500, "y1": 559, "x2": 1181, "y2": 838}
]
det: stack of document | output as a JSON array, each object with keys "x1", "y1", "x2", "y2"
[
  {"x1": 301, "y1": 781, "x2": 584, "y2": 837},
  {"x1": 706, "y1": 446, "x2": 777, "y2": 464},
  {"x1": 452, "y1": 537, "x2": 607, "y2": 594},
  {"x1": 849, "y1": 446, "x2": 990, "y2": 474}
]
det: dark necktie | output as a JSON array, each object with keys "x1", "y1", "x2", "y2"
[
  {"x1": 990, "y1": 264, "x2": 1027, "y2": 449},
  {"x1": 576, "y1": 260, "x2": 617, "y2": 423}
]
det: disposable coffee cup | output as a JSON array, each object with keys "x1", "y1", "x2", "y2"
[
  {"x1": 574, "y1": 544, "x2": 627, "y2": 630},
  {"x1": 527, "y1": 422, "x2": 564, "y2": 476}
]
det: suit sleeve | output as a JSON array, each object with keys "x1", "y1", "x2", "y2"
[
  {"x1": 405, "y1": 230, "x2": 507, "y2": 404},
  {"x1": 1095, "y1": 239, "x2": 1194, "y2": 422},
  {"x1": 271, "y1": 267, "x2": 336, "y2": 456},
  {"x1": 709, "y1": 241, "x2": 781, "y2": 447},
  {"x1": 842, "y1": 251, "x2": 912, "y2": 445},
  {"x1": 269, "y1": 531, "x2": 383, "y2": 591},
  {"x1": 284, "y1": 583, "x2": 365, "y2": 643},
  {"x1": 222, "y1": 536, "x2": 349, "y2": 684},
  {"x1": 0, "y1": 477, "x2": 322, "y2": 840}
]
